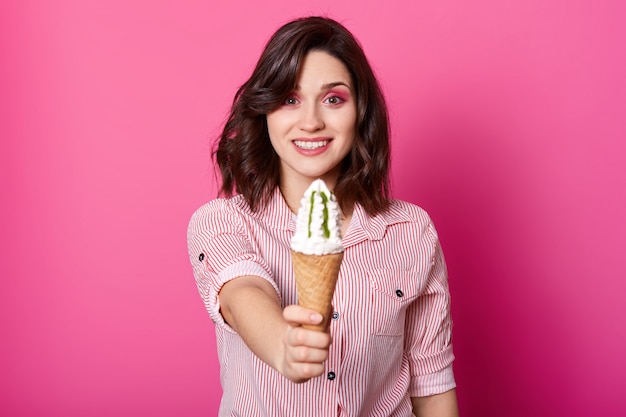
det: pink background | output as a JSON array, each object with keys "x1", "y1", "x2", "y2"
[{"x1": 2, "y1": 1, "x2": 625, "y2": 416}]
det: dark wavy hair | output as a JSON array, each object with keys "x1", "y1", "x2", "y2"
[{"x1": 215, "y1": 16, "x2": 391, "y2": 216}]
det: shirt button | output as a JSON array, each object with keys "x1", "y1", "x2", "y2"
[
  {"x1": 395, "y1": 289, "x2": 404, "y2": 298},
  {"x1": 327, "y1": 371, "x2": 336, "y2": 380},
  {"x1": 332, "y1": 312, "x2": 339, "y2": 320},
  {"x1": 198, "y1": 253, "x2": 205, "y2": 261}
]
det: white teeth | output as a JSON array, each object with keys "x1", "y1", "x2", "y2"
[{"x1": 294, "y1": 140, "x2": 329, "y2": 150}]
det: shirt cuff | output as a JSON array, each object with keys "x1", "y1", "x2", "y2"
[
  {"x1": 409, "y1": 364, "x2": 456, "y2": 397},
  {"x1": 208, "y1": 260, "x2": 281, "y2": 333}
]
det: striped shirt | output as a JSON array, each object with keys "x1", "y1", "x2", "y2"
[{"x1": 187, "y1": 188, "x2": 455, "y2": 416}]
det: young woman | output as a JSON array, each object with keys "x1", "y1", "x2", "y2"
[{"x1": 188, "y1": 16, "x2": 459, "y2": 416}]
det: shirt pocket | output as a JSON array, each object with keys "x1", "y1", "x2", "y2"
[{"x1": 367, "y1": 269, "x2": 424, "y2": 336}]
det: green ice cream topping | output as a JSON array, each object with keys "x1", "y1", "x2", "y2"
[{"x1": 307, "y1": 190, "x2": 331, "y2": 239}]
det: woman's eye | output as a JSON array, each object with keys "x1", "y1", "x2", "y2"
[
  {"x1": 324, "y1": 95, "x2": 344, "y2": 105},
  {"x1": 284, "y1": 97, "x2": 299, "y2": 105}
]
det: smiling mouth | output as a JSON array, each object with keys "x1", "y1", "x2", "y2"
[{"x1": 293, "y1": 140, "x2": 330, "y2": 150}]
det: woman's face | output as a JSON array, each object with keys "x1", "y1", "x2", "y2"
[{"x1": 267, "y1": 50, "x2": 357, "y2": 189}]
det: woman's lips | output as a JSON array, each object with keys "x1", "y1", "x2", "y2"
[
  {"x1": 292, "y1": 138, "x2": 333, "y2": 155},
  {"x1": 293, "y1": 139, "x2": 330, "y2": 150}
]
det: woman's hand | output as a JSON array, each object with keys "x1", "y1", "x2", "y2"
[
  {"x1": 277, "y1": 305, "x2": 332, "y2": 383},
  {"x1": 219, "y1": 277, "x2": 331, "y2": 383}
]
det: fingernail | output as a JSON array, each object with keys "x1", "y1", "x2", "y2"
[{"x1": 311, "y1": 313, "x2": 323, "y2": 323}]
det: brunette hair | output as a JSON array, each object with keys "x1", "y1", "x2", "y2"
[{"x1": 215, "y1": 16, "x2": 390, "y2": 215}]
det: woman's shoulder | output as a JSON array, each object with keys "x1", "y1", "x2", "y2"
[
  {"x1": 385, "y1": 199, "x2": 433, "y2": 225},
  {"x1": 188, "y1": 195, "x2": 253, "y2": 233},
  {"x1": 379, "y1": 200, "x2": 442, "y2": 243},
  {"x1": 192, "y1": 194, "x2": 250, "y2": 216}
]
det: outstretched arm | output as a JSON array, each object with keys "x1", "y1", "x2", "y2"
[
  {"x1": 219, "y1": 275, "x2": 332, "y2": 383},
  {"x1": 411, "y1": 389, "x2": 459, "y2": 417}
]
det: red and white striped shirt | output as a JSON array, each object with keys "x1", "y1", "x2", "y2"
[{"x1": 187, "y1": 188, "x2": 455, "y2": 416}]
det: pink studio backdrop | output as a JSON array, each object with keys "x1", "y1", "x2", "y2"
[{"x1": 2, "y1": 1, "x2": 625, "y2": 416}]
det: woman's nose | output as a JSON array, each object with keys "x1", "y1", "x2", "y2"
[{"x1": 298, "y1": 104, "x2": 325, "y2": 132}]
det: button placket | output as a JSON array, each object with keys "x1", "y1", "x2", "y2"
[{"x1": 326, "y1": 312, "x2": 342, "y2": 388}]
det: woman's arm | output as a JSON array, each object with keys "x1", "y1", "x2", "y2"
[
  {"x1": 411, "y1": 389, "x2": 459, "y2": 417},
  {"x1": 219, "y1": 275, "x2": 332, "y2": 383}
]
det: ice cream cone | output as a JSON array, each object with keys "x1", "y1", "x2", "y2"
[{"x1": 291, "y1": 250, "x2": 343, "y2": 332}]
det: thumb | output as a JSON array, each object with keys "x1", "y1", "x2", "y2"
[{"x1": 283, "y1": 305, "x2": 323, "y2": 325}]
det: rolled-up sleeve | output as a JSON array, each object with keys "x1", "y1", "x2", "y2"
[
  {"x1": 187, "y1": 201, "x2": 281, "y2": 332},
  {"x1": 405, "y1": 222, "x2": 456, "y2": 397}
]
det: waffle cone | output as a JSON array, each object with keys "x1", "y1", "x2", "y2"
[{"x1": 291, "y1": 250, "x2": 343, "y2": 331}]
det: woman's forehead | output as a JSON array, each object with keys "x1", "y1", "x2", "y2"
[{"x1": 294, "y1": 51, "x2": 353, "y2": 91}]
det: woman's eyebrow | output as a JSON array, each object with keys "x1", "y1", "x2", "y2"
[
  {"x1": 321, "y1": 81, "x2": 351, "y2": 90},
  {"x1": 294, "y1": 81, "x2": 352, "y2": 91}
]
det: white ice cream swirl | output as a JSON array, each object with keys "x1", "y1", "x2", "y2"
[{"x1": 291, "y1": 179, "x2": 344, "y2": 255}]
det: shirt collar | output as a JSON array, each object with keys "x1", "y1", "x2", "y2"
[
  {"x1": 342, "y1": 200, "x2": 414, "y2": 247},
  {"x1": 250, "y1": 187, "x2": 296, "y2": 232}
]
